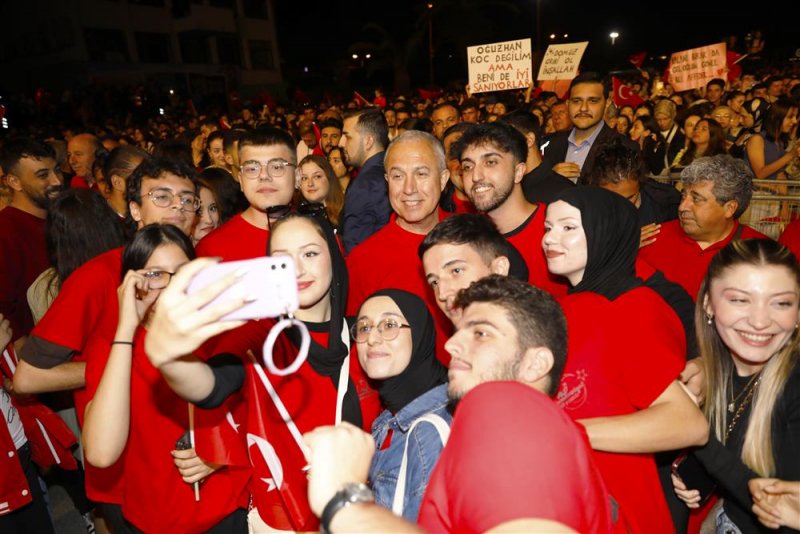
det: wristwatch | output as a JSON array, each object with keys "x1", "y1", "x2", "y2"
[{"x1": 320, "y1": 482, "x2": 374, "y2": 534}]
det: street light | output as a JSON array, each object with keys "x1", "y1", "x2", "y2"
[{"x1": 609, "y1": 31, "x2": 619, "y2": 45}]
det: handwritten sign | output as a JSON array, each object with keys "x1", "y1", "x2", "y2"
[
  {"x1": 467, "y1": 38, "x2": 533, "y2": 94},
  {"x1": 667, "y1": 43, "x2": 727, "y2": 91},
  {"x1": 537, "y1": 42, "x2": 588, "y2": 81}
]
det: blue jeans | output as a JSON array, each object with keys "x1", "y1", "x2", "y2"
[{"x1": 715, "y1": 508, "x2": 743, "y2": 534}]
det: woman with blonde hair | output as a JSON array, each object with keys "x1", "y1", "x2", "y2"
[{"x1": 673, "y1": 239, "x2": 800, "y2": 533}]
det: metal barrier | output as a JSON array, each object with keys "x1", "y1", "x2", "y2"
[{"x1": 649, "y1": 175, "x2": 800, "y2": 240}]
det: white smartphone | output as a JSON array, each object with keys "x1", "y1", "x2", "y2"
[{"x1": 187, "y1": 256, "x2": 299, "y2": 321}]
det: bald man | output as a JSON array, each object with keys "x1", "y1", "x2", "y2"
[{"x1": 67, "y1": 133, "x2": 101, "y2": 189}]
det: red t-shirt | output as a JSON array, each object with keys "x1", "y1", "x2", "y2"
[
  {"x1": 418, "y1": 381, "x2": 613, "y2": 533},
  {"x1": 638, "y1": 220, "x2": 768, "y2": 301},
  {"x1": 32, "y1": 247, "x2": 123, "y2": 502},
  {"x1": 0, "y1": 207, "x2": 48, "y2": 338},
  {"x1": 503, "y1": 204, "x2": 569, "y2": 300},
  {"x1": 196, "y1": 213, "x2": 269, "y2": 261},
  {"x1": 450, "y1": 193, "x2": 477, "y2": 214},
  {"x1": 208, "y1": 319, "x2": 380, "y2": 530},
  {"x1": 779, "y1": 219, "x2": 800, "y2": 259},
  {"x1": 557, "y1": 288, "x2": 685, "y2": 533},
  {"x1": 121, "y1": 328, "x2": 249, "y2": 533},
  {"x1": 346, "y1": 212, "x2": 453, "y2": 365}
]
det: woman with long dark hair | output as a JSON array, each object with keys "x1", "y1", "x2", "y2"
[{"x1": 83, "y1": 224, "x2": 250, "y2": 533}]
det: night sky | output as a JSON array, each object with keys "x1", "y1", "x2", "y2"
[{"x1": 274, "y1": 0, "x2": 795, "y2": 92}]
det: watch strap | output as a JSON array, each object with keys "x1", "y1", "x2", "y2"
[{"x1": 320, "y1": 483, "x2": 373, "y2": 534}]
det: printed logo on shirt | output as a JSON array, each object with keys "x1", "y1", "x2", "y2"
[{"x1": 556, "y1": 369, "x2": 588, "y2": 411}]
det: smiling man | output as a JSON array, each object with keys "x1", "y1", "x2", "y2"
[
  {"x1": 639, "y1": 155, "x2": 768, "y2": 301},
  {"x1": 452, "y1": 122, "x2": 568, "y2": 298},
  {"x1": 346, "y1": 130, "x2": 452, "y2": 363},
  {"x1": 0, "y1": 139, "x2": 63, "y2": 342}
]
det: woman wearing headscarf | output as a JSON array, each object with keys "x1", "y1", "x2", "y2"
[
  {"x1": 542, "y1": 187, "x2": 708, "y2": 533},
  {"x1": 352, "y1": 289, "x2": 450, "y2": 521}
]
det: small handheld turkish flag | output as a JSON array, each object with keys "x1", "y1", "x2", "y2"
[
  {"x1": 612, "y1": 77, "x2": 644, "y2": 108},
  {"x1": 629, "y1": 51, "x2": 647, "y2": 69}
]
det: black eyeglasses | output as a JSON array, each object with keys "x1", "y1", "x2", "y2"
[{"x1": 266, "y1": 202, "x2": 327, "y2": 230}]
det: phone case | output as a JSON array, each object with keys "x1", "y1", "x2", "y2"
[
  {"x1": 672, "y1": 452, "x2": 716, "y2": 504},
  {"x1": 187, "y1": 257, "x2": 299, "y2": 321}
]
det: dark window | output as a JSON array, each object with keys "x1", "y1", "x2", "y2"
[
  {"x1": 179, "y1": 32, "x2": 209, "y2": 64},
  {"x1": 242, "y1": 0, "x2": 269, "y2": 18},
  {"x1": 84, "y1": 28, "x2": 129, "y2": 63},
  {"x1": 249, "y1": 40, "x2": 273, "y2": 69},
  {"x1": 136, "y1": 32, "x2": 171, "y2": 63},
  {"x1": 209, "y1": 0, "x2": 234, "y2": 8},
  {"x1": 216, "y1": 33, "x2": 241, "y2": 66},
  {"x1": 129, "y1": 0, "x2": 165, "y2": 6}
]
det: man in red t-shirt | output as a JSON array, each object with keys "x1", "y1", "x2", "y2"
[
  {"x1": 0, "y1": 139, "x2": 63, "y2": 345},
  {"x1": 196, "y1": 127, "x2": 297, "y2": 261},
  {"x1": 639, "y1": 154, "x2": 769, "y2": 302},
  {"x1": 452, "y1": 122, "x2": 569, "y2": 299},
  {"x1": 346, "y1": 130, "x2": 452, "y2": 363},
  {"x1": 303, "y1": 276, "x2": 615, "y2": 534}
]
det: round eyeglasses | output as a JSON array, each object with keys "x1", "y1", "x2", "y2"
[
  {"x1": 146, "y1": 189, "x2": 200, "y2": 211},
  {"x1": 239, "y1": 159, "x2": 296, "y2": 180},
  {"x1": 350, "y1": 318, "x2": 411, "y2": 344}
]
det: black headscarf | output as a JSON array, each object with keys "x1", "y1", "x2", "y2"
[
  {"x1": 362, "y1": 289, "x2": 448, "y2": 414},
  {"x1": 271, "y1": 213, "x2": 362, "y2": 427},
  {"x1": 554, "y1": 187, "x2": 643, "y2": 301}
]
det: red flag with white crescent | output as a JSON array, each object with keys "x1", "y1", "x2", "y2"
[
  {"x1": 612, "y1": 77, "x2": 644, "y2": 108},
  {"x1": 243, "y1": 357, "x2": 317, "y2": 531}
]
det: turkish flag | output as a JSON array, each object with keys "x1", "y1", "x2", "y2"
[
  {"x1": 612, "y1": 77, "x2": 644, "y2": 108},
  {"x1": 726, "y1": 51, "x2": 743, "y2": 81},
  {"x1": 418, "y1": 87, "x2": 444, "y2": 101},
  {"x1": 352, "y1": 91, "x2": 371, "y2": 107},
  {"x1": 629, "y1": 51, "x2": 647, "y2": 69},
  {"x1": 243, "y1": 350, "x2": 318, "y2": 532}
]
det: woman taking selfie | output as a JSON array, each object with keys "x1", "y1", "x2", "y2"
[
  {"x1": 672, "y1": 239, "x2": 800, "y2": 534},
  {"x1": 353, "y1": 289, "x2": 450, "y2": 520},
  {"x1": 142, "y1": 212, "x2": 380, "y2": 532}
]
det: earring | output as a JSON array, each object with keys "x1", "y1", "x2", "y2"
[{"x1": 706, "y1": 314, "x2": 713, "y2": 325}]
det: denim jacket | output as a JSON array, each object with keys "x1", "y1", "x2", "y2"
[{"x1": 368, "y1": 383, "x2": 452, "y2": 521}]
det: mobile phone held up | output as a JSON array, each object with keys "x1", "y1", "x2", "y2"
[
  {"x1": 187, "y1": 257, "x2": 299, "y2": 321},
  {"x1": 671, "y1": 451, "x2": 716, "y2": 505}
]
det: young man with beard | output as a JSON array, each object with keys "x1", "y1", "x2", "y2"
[
  {"x1": 302, "y1": 276, "x2": 614, "y2": 533},
  {"x1": 196, "y1": 128, "x2": 297, "y2": 260},
  {"x1": 0, "y1": 139, "x2": 63, "y2": 344},
  {"x1": 453, "y1": 122, "x2": 568, "y2": 298},
  {"x1": 528, "y1": 72, "x2": 638, "y2": 186}
]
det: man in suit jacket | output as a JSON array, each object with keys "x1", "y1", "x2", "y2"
[{"x1": 526, "y1": 72, "x2": 639, "y2": 187}]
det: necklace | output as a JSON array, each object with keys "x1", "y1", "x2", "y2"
[
  {"x1": 725, "y1": 372, "x2": 763, "y2": 441},
  {"x1": 728, "y1": 372, "x2": 761, "y2": 413}
]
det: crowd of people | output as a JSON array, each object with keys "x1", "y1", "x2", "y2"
[{"x1": 1, "y1": 62, "x2": 800, "y2": 534}]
